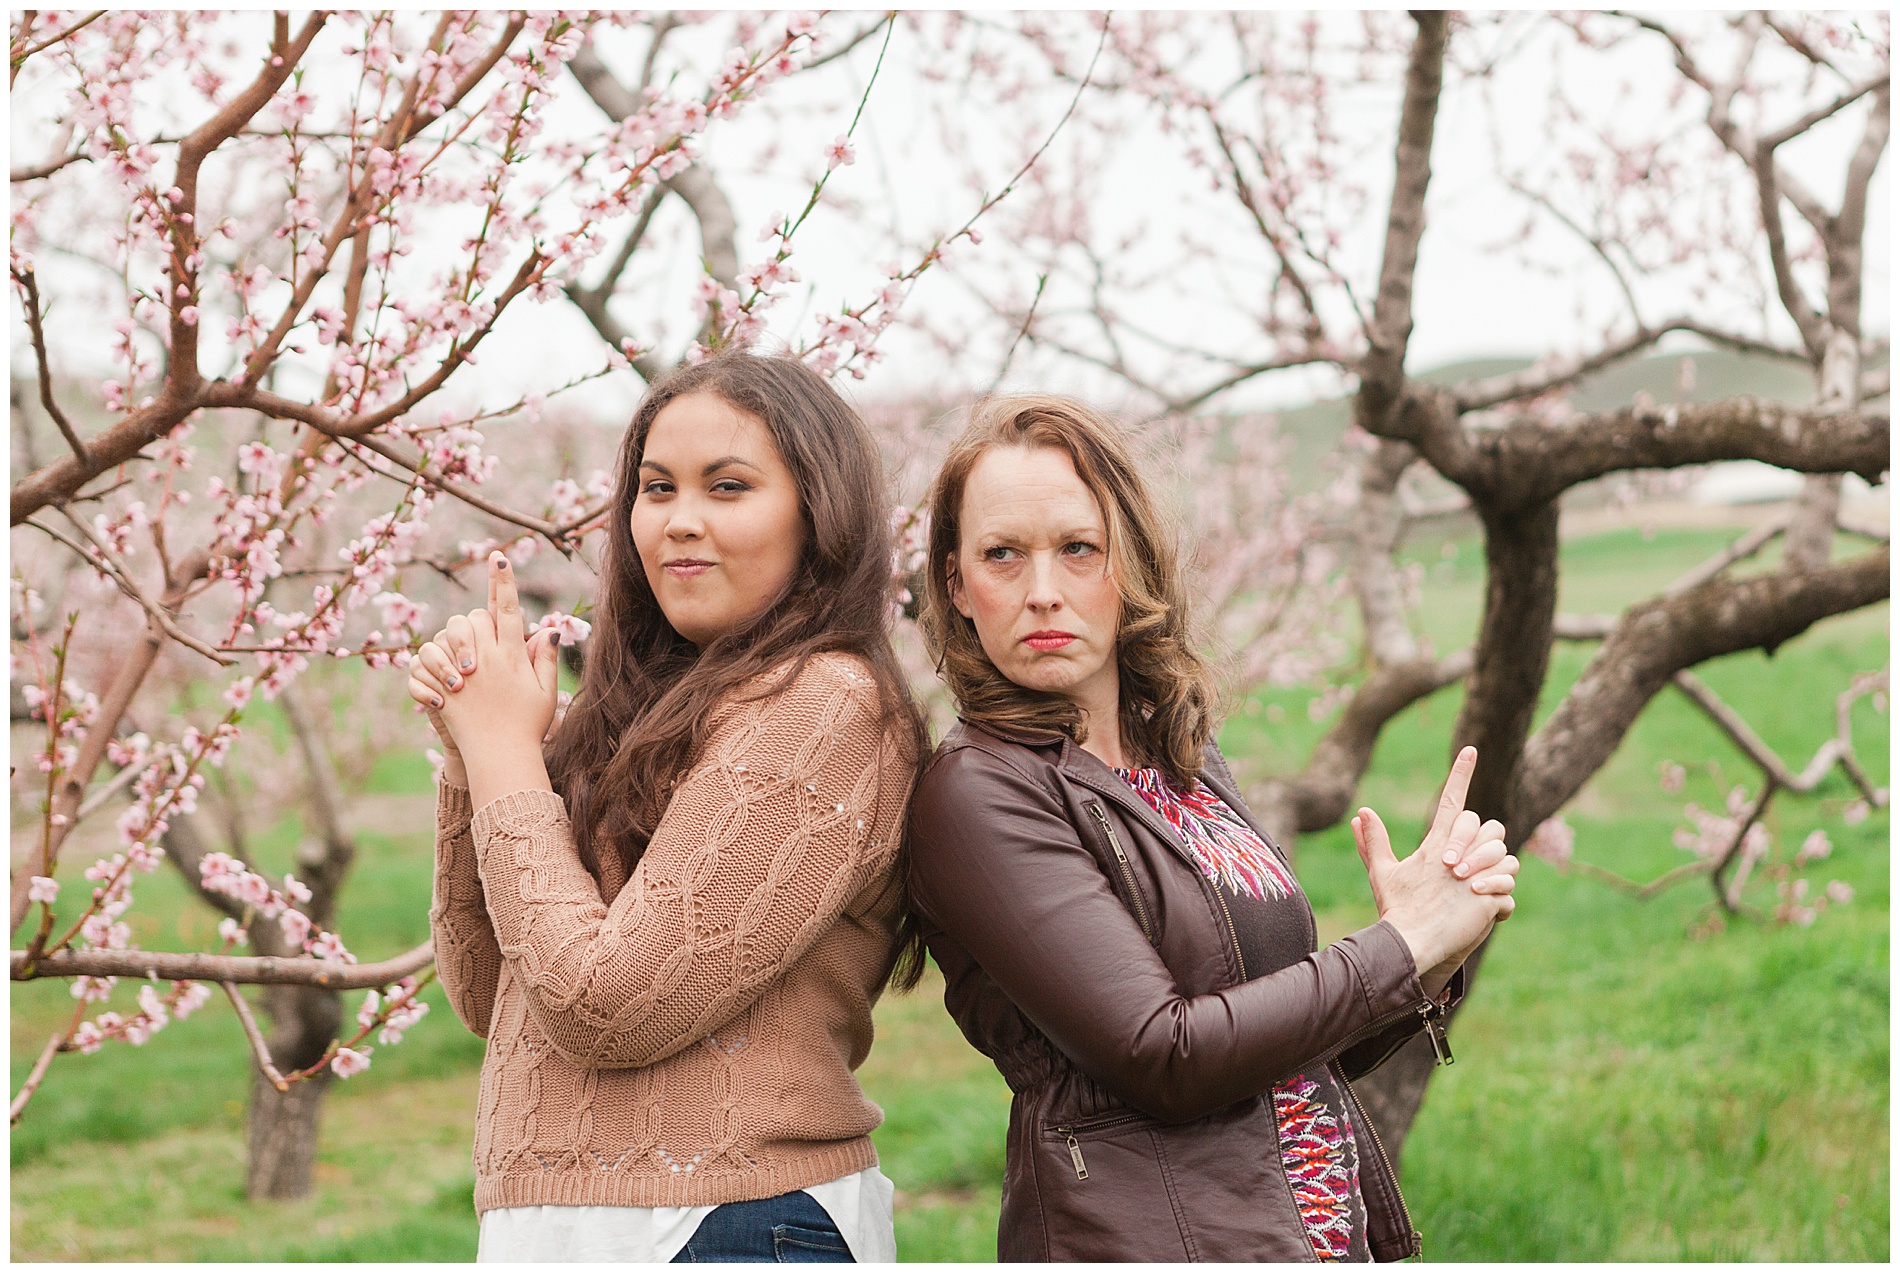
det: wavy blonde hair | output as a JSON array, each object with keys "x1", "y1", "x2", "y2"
[{"x1": 920, "y1": 394, "x2": 1220, "y2": 787}]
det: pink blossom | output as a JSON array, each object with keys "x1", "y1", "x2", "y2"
[
  {"x1": 1657, "y1": 761, "x2": 1685, "y2": 794},
  {"x1": 1843, "y1": 800, "x2": 1870, "y2": 826},
  {"x1": 278, "y1": 908, "x2": 312, "y2": 947},
  {"x1": 533, "y1": 611, "x2": 593, "y2": 644},
  {"x1": 27, "y1": 877, "x2": 59, "y2": 905},
  {"x1": 307, "y1": 931, "x2": 354, "y2": 963},
  {"x1": 1524, "y1": 816, "x2": 1575, "y2": 867},
  {"x1": 330, "y1": 1047, "x2": 372, "y2": 1078},
  {"x1": 824, "y1": 135, "x2": 856, "y2": 170}
]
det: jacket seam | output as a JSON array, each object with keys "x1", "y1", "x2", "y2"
[{"x1": 1147, "y1": 1126, "x2": 1199, "y2": 1262}]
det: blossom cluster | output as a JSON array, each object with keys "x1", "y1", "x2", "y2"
[{"x1": 198, "y1": 852, "x2": 350, "y2": 961}]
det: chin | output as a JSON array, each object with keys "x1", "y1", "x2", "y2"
[{"x1": 1004, "y1": 659, "x2": 1083, "y2": 696}]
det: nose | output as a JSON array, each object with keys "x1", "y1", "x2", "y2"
[
  {"x1": 665, "y1": 496, "x2": 704, "y2": 541},
  {"x1": 1024, "y1": 552, "x2": 1064, "y2": 613}
]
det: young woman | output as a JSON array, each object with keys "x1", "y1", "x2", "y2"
[
  {"x1": 905, "y1": 395, "x2": 1520, "y2": 1262},
  {"x1": 405, "y1": 352, "x2": 928, "y2": 1263}
]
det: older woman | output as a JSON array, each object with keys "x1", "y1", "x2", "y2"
[{"x1": 905, "y1": 395, "x2": 1518, "y2": 1263}]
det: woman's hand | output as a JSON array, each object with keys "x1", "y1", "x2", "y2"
[
  {"x1": 1351, "y1": 747, "x2": 1519, "y2": 996},
  {"x1": 408, "y1": 553, "x2": 562, "y2": 806}
]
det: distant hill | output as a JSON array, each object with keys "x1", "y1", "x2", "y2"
[{"x1": 1246, "y1": 346, "x2": 1885, "y2": 497}]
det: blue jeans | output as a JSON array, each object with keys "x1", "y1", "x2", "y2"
[{"x1": 672, "y1": 1189, "x2": 854, "y2": 1263}]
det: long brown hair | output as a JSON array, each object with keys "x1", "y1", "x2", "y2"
[
  {"x1": 545, "y1": 350, "x2": 931, "y2": 990},
  {"x1": 920, "y1": 394, "x2": 1220, "y2": 788}
]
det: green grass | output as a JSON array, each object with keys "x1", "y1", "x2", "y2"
[{"x1": 10, "y1": 526, "x2": 1888, "y2": 1261}]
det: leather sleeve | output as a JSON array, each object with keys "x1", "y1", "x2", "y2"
[
  {"x1": 907, "y1": 742, "x2": 1434, "y2": 1124},
  {"x1": 1336, "y1": 963, "x2": 1465, "y2": 1080}
]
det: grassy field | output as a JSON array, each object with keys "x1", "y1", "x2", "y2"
[{"x1": 10, "y1": 524, "x2": 1888, "y2": 1261}]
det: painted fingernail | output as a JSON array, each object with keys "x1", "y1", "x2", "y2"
[
  {"x1": 551, "y1": 632, "x2": 562, "y2": 647},
  {"x1": 461, "y1": 659, "x2": 474, "y2": 671},
  {"x1": 448, "y1": 676, "x2": 461, "y2": 689},
  {"x1": 432, "y1": 696, "x2": 443, "y2": 708}
]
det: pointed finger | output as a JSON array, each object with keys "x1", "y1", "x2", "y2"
[
  {"x1": 489, "y1": 552, "x2": 525, "y2": 648},
  {"x1": 1429, "y1": 746, "x2": 1479, "y2": 840}
]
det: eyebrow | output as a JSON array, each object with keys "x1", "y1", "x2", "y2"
[{"x1": 639, "y1": 456, "x2": 767, "y2": 478}]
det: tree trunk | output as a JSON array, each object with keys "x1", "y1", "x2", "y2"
[{"x1": 244, "y1": 981, "x2": 341, "y2": 1199}]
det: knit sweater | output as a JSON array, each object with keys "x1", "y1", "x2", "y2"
[{"x1": 429, "y1": 652, "x2": 916, "y2": 1213}]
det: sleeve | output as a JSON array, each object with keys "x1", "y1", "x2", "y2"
[
  {"x1": 906, "y1": 744, "x2": 1435, "y2": 1125},
  {"x1": 429, "y1": 778, "x2": 504, "y2": 1038},
  {"x1": 1336, "y1": 962, "x2": 1465, "y2": 1080},
  {"x1": 469, "y1": 657, "x2": 900, "y2": 1069}
]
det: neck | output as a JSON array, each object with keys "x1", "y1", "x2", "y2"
[{"x1": 1072, "y1": 679, "x2": 1130, "y2": 770}]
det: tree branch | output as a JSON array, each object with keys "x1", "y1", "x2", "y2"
[
  {"x1": 1251, "y1": 649, "x2": 1474, "y2": 846},
  {"x1": 11, "y1": 265, "x2": 87, "y2": 461},
  {"x1": 1512, "y1": 545, "x2": 1889, "y2": 832},
  {"x1": 1354, "y1": 11, "x2": 1448, "y2": 431},
  {"x1": 12, "y1": 940, "x2": 436, "y2": 990},
  {"x1": 223, "y1": 981, "x2": 290, "y2": 1092},
  {"x1": 1400, "y1": 391, "x2": 1888, "y2": 508}
]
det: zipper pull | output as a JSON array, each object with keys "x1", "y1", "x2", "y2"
[
  {"x1": 1092, "y1": 806, "x2": 1129, "y2": 863},
  {"x1": 1419, "y1": 1004, "x2": 1454, "y2": 1066},
  {"x1": 1057, "y1": 1127, "x2": 1089, "y2": 1179}
]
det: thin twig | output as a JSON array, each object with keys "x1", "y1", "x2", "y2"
[
  {"x1": 1711, "y1": 778, "x2": 1778, "y2": 913},
  {"x1": 11, "y1": 266, "x2": 88, "y2": 462},
  {"x1": 985, "y1": 273, "x2": 1049, "y2": 394},
  {"x1": 1565, "y1": 857, "x2": 1712, "y2": 899},
  {"x1": 1662, "y1": 514, "x2": 1790, "y2": 597},
  {"x1": 25, "y1": 515, "x2": 234, "y2": 667},
  {"x1": 222, "y1": 981, "x2": 290, "y2": 1092},
  {"x1": 9, "y1": 1030, "x2": 66, "y2": 1123}
]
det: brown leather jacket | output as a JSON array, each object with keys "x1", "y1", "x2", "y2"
[{"x1": 906, "y1": 720, "x2": 1458, "y2": 1262}]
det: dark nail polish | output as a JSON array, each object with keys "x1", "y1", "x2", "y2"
[{"x1": 551, "y1": 633, "x2": 562, "y2": 647}]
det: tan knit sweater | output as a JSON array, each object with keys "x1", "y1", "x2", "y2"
[{"x1": 430, "y1": 652, "x2": 916, "y2": 1213}]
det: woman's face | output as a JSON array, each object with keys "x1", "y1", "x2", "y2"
[
  {"x1": 949, "y1": 444, "x2": 1122, "y2": 713},
  {"x1": 631, "y1": 391, "x2": 806, "y2": 645}
]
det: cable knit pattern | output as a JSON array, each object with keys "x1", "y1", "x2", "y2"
[
  {"x1": 431, "y1": 780, "x2": 503, "y2": 1037},
  {"x1": 429, "y1": 653, "x2": 915, "y2": 1212}
]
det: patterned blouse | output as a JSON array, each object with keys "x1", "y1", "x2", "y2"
[{"x1": 1117, "y1": 766, "x2": 1372, "y2": 1263}]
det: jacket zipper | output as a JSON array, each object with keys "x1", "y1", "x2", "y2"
[
  {"x1": 1419, "y1": 1001, "x2": 1454, "y2": 1065},
  {"x1": 1339, "y1": 1071, "x2": 1418, "y2": 1256},
  {"x1": 1090, "y1": 804, "x2": 1155, "y2": 944},
  {"x1": 1209, "y1": 885, "x2": 1247, "y2": 981},
  {"x1": 1053, "y1": 1126, "x2": 1089, "y2": 1179}
]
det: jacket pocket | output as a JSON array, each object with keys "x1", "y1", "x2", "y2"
[{"x1": 1042, "y1": 1108, "x2": 1154, "y2": 1180}]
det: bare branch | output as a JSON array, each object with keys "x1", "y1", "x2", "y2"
[
  {"x1": 223, "y1": 982, "x2": 290, "y2": 1092},
  {"x1": 1451, "y1": 319, "x2": 1807, "y2": 412},
  {"x1": 1672, "y1": 668, "x2": 1883, "y2": 803},
  {"x1": 1662, "y1": 513, "x2": 1789, "y2": 597},
  {"x1": 1395, "y1": 390, "x2": 1888, "y2": 508},
  {"x1": 11, "y1": 265, "x2": 88, "y2": 461},
  {"x1": 12, "y1": 940, "x2": 437, "y2": 990},
  {"x1": 1513, "y1": 545, "x2": 1889, "y2": 832},
  {"x1": 1761, "y1": 72, "x2": 1887, "y2": 150},
  {"x1": 8, "y1": 1027, "x2": 67, "y2": 1123},
  {"x1": 26, "y1": 515, "x2": 233, "y2": 666},
  {"x1": 1355, "y1": 12, "x2": 1448, "y2": 430}
]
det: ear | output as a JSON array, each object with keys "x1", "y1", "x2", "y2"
[{"x1": 946, "y1": 552, "x2": 973, "y2": 619}]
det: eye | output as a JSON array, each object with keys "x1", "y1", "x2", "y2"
[
  {"x1": 639, "y1": 478, "x2": 675, "y2": 497},
  {"x1": 981, "y1": 545, "x2": 1018, "y2": 563},
  {"x1": 1062, "y1": 540, "x2": 1100, "y2": 557},
  {"x1": 710, "y1": 478, "x2": 752, "y2": 495}
]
